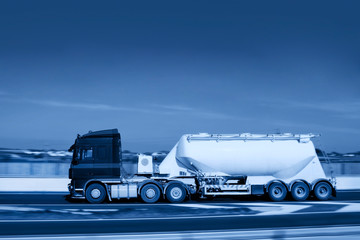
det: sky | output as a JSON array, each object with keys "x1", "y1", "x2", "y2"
[{"x1": 0, "y1": 1, "x2": 359, "y2": 152}]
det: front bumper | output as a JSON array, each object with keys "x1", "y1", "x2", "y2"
[{"x1": 68, "y1": 182, "x2": 85, "y2": 199}]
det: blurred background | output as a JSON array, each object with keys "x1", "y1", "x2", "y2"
[
  {"x1": 0, "y1": 0, "x2": 359, "y2": 181},
  {"x1": 0, "y1": 1, "x2": 360, "y2": 239},
  {"x1": 0, "y1": 147, "x2": 359, "y2": 178},
  {"x1": 0, "y1": 0, "x2": 359, "y2": 153}
]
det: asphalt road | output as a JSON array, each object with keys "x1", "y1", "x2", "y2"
[
  {"x1": 0, "y1": 191, "x2": 359, "y2": 238},
  {"x1": 0, "y1": 190, "x2": 360, "y2": 204},
  {"x1": 1, "y1": 212, "x2": 360, "y2": 236}
]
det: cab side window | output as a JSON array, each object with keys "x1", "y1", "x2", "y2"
[
  {"x1": 76, "y1": 147, "x2": 93, "y2": 161},
  {"x1": 82, "y1": 148, "x2": 93, "y2": 160}
]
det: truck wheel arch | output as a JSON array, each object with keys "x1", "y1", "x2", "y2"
[
  {"x1": 311, "y1": 179, "x2": 336, "y2": 196},
  {"x1": 265, "y1": 180, "x2": 289, "y2": 192},
  {"x1": 289, "y1": 179, "x2": 310, "y2": 191},
  {"x1": 164, "y1": 181, "x2": 190, "y2": 198},
  {"x1": 137, "y1": 180, "x2": 163, "y2": 196},
  {"x1": 310, "y1": 179, "x2": 333, "y2": 190},
  {"x1": 84, "y1": 179, "x2": 105, "y2": 193},
  {"x1": 83, "y1": 180, "x2": 111, "y2": 201}
]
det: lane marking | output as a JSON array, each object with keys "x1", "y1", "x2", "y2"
[
  {"x1": 81, "y1": 209, "x2": 119, "y2": 212},
  {"x1": 170, "y1": 204, "x2": 237, "y2": 209},
  {"x1": 0, "y1": 206, "x2": 44, "y2": 212},
  {"x1": 257, "y1": 204, "x2": 311, "y2": 216},
  {"x1": 247, "y1": 206, "x2": 280, "y2": 212},
  {"x1": 307, "y1": 201, "x2": 350, "y2": 205},
  {"x1": 230, "y1": 202, "x2": 312, "y2": 215},
  {"x1": 50, "y1": 210, "x2": 70, "y2": 214},
  {"x1": 0, "y1": 210, "x2": 359, "y2": 223},
  {"x1": 0, "y1": 225, "x2": 360, "y2": 239},
  {"x1": 67, "y1": 212, "x2": 92, "y2": 215},
  {"x1": 336, "y1": 203, "x2": 360, "y2": 213}
]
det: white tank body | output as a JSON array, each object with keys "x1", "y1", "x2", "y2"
[{"x1": 159, "y1": 133, "x2": 326, "y2": 180}]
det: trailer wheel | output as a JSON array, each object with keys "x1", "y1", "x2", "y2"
[
  {"x1": 291, "y1": 182, "x2": 310, "y2": 201},
  {"x1": 314, "y1": 182, "x2": 332, "y2": 201},
  {"x1": 85, "y1": 183, "x2": 107, "y2": 204},
  {"x1": 140, "y1": 184, "x2": 161, "y2": 203},
  {"x1": 268, "y1": 182, "x2": 287, "y2": 202},
  {"x1": 166, "y1": 184, "x2": 187, "y2": 203}
]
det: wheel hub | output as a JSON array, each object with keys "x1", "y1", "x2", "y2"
[
  {"x1": 274, "y1": 187, "x2": 282, "y2": 195},
  {"x1": 296, "y1": 187, "x2": 305, "y2": 196},
  {"x1": 319, "y1": 187, "x2": 328, "y2": 195},
  {"x1": 91, "y1": 189, "x2": 101, "y2": 199},
  {"x1": 170, "y1": 187, "x2": 182, "y2": 199},
  {"x1": 146, "y1": 188, "x2": 156, "y2": 199}
]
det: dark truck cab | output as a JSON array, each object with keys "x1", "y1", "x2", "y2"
[
  {"x1": 68, "y1": 129, "x2": 196, "y2": 203},
  {"x1": 68, "y1": 129, "x2": 122, "y2": 201}
]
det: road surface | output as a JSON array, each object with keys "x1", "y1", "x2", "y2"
[{"x1": 0, "y1": 191, "x2": 359, "y2": 239}]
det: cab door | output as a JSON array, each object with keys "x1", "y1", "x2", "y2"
[{"x1": 71, "y1": 146, "x2": 94, "y2": 179}]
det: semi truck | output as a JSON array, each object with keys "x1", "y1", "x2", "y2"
[{"x1": 68, "y1": 129, "x2": 336, "y2": 203}]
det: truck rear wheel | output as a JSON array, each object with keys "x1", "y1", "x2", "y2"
[
  {"x1": 166, "y1": 184, "x2": 187, "y2": 203},
  {"x1": 85, "y1": 183, "x2": 107, "y2": 204},
  {"x1": 140, "y1": 184, "x2": 161, "y2": 203},
  {"x1": 314, "y1": 182, "x2": 332, "y2": 201},
  {"x1": 268, "y1": 182, "x2": 287, "y2": 202},
  {"x1": 291, "y1": 182, "x2": 310, "y2": 201}
]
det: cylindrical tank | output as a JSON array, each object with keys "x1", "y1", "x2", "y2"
[{"x1": 175, "y1": 133, "x2": 321, "y2": 178}]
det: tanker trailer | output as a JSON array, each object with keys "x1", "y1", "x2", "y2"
[
  {"x1": 68, "y1": 129, "x2": 335, "y2": 203},
  {"x1": 159, "y1": 133, "x2": 336, "y2": 201}
]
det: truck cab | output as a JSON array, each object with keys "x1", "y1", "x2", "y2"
[
  {"x1": 68, "y1": 129, "x2": 122, "y2": 199},
  {"x1": 68, "y1": 129, "x2": 196, "y2": 203}
]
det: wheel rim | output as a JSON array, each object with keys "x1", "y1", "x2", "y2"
[
  {"x1": 170, "y1": 187, "x2": 182, "y2": 200},
  {"x1": 318, "y1": 186, "x2": 328, "y2": 196},
  {"x1": 295, "y1": 186, "x2": 306, "y2": 198},
  {"x1": 273, "y1": 186, "x2": 283, "y2": 197},
  {"x1": 91, "y1": 189, "x2": 101, "y2": 199},
  {"x1": 145, "y1": 188, "x2": 156, "y2": 199}
]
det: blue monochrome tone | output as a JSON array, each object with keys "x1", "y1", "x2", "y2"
[{"x1": 0, "y1": 0, "x2": 359, "y2": 153}]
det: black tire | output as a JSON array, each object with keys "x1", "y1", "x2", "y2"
[
  {"x1": 291, "y1": 182, "x2": 310, "y2": 201},
  {"x1": 140, "y1": 184, "x2": 161, "y2": 203},
  {"x1": 85, "y1": 183, "x2": 107, "y2": 204},
  {"x1": 165, "y1": 184, "x2": 187, "y2": 203},
  {"x1": 268, "y1": 182, "x2": 287, "y2": 202},
  {"x1": 314, "y1": 182, "x2": 332, "y2": 201}
]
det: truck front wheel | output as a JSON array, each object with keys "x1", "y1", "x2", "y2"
[
  {"x1": 85, "y1": 183, "x2": 107, "y2": 204},
  {"x1": 140, "y1": 184, "x2": 161, "y2": 203},
  {"x1": 166, "y1": 184, "x2": 187, "y2": 203},
  {"x1": 314, "y1": 182, "x2": 332, "y2": 201},
  {"x1": 268, "y1": 182, "x2": 287, "y2": 202}
]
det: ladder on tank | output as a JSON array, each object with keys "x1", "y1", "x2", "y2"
[{"x1": 187, "y1": 133, "x2": 320, "y2": 143}]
